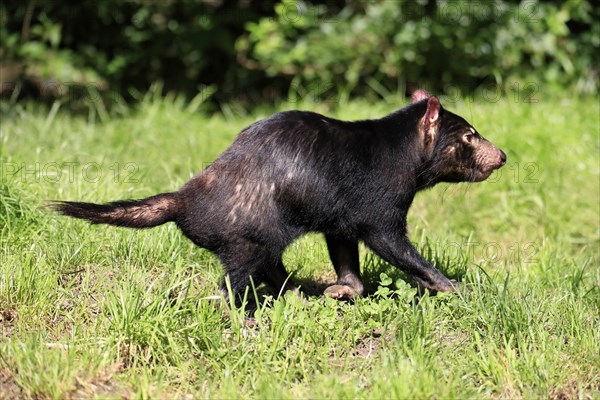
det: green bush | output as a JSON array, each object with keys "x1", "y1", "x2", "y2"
[
  {"x1": 0, "y1": 0, "x2": 272, "y2": 103},
  {"x1": 1, "y1": 0, "x2": 597, "y2": 106},
  {"x1": 239, "y1": 0, "x2": 599, "y2": 98}
]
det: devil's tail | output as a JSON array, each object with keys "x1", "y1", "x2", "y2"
[{"x1": 50, "y1": 192, "x2": 179, "y2": 228}]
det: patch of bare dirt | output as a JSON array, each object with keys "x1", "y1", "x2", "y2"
[
  {"x1": 353, "y1": 327, "x2": 385, "y2": 359},
  {"x1": 68, "y1": 363, "x2": 128, "y2": 400},
  {"x1": 0, "y1": 367, "x2": 23, "y2": 399},
  {"x1": 550, "y1": 388, "x2": 575, "y2": 400},
  {"x1": 549, "y1": 379, "x2": 599, "y2": 400},
  {"x1": 329, "y1": 327, "x2": 387, "y2": 370},
  {"x1": 0, "y1": 308, "x2": 17, "y2": 340}
]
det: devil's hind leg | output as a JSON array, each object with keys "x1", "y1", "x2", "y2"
[
  {"x1": 263, "y1": 260, "x2": 299, "y2": 297},
  {"x1": 218, "y1": 238, "x2": 293, "y2": 303}
]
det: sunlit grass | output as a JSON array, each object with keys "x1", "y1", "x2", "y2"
[{"x1": 0, "y1": 92, "x2": 598, "y2": 399}]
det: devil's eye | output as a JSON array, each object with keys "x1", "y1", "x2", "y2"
[{"x1": 463, "y1": 127, "x2": 479, "y2": 143}]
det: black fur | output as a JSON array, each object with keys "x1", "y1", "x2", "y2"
[{"x1": 54, "y1": 90, "x2": 506, "y2": 299}]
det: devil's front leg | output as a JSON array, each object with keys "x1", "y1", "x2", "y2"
[
  {"x1": 363, "y1": 231, "x2": 456, "y2": 293},
  {"x1": 323, "y1": 235, "x2": 364, "y2": 299}
]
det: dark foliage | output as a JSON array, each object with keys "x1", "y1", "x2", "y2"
[{"x1": 1, "y1": 0, "x2": 597, "y2": 106}]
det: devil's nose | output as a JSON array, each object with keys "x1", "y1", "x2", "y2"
[{"x1": 498, "y1": 150, "x2": 507, "y2": 165}]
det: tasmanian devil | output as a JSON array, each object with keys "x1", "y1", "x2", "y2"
[{"x1": 53, "y1": 89, "x2": 506, "y2": 300}]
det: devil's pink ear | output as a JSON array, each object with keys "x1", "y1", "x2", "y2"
[
  {"x1": 411, "y1": 89, "x2": 431, "y2": 103},
  {"x1": 425, "y1": 96, "x2": 440, "y2": 123},
  {"x1": 419, "y1": 95, "x2": 441, "y2": 151}
]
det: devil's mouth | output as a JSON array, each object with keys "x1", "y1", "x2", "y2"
[
  {"x1": 472, "y1": 162, "x2": 504, "y2": 181},
  {"x1": 469, "y1": 170, "x2": 492, "y2": 182}
]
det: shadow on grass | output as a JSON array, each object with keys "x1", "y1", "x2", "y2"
[{"x1": 231, "y1": 247, "x2": 470, "y2": 316}]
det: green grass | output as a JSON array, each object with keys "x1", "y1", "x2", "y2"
[{"x1": 1, "y1": 91, "x2": 599, "y2": 399}]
